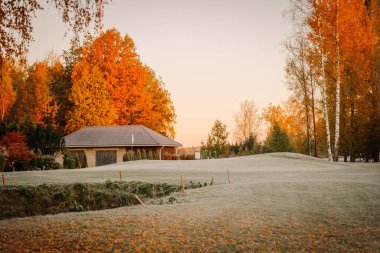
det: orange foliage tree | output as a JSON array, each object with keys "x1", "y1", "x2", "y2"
[
  {"x1": 65, "y1": 65, "x2": 117, "y2": 132},
  {"x1": 0, "y1": 60, "x2": 16, "y2": 122},
  {"x1": 263, "y1": 99, "x2": 315, "y2": 154},
  {"x1": 70, "y1": 29, "x2": 176, "y2": 137},
  {"x1": 73, "y1": 29, "x2": 150, "y2": 126},
  {"x1": 307, "y1": 0, "x2": 376, "y2": 161},
  {"x1": 28, "y1": 62, "x2": 58, "y2": 126}
]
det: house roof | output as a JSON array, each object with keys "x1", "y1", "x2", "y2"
[{"x1": 64, "y1": 126, "x2": 182, "y2": 148}]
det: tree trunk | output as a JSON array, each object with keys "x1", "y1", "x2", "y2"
[
  {"x1": 350, "y1": 88, "x2": 355, "y2": 163},
  {"x1": 311, "y1": 76, "x2": 317, "y2": 157},
  {"x1": 300, "y1": 40, "x2": 311, "y2": 156},
  {"x1": 304, "y1": 95, "x2": 311, "y2": 156},
  {"x1": 333, "y1": 1, "x2": 341, "y2": 162},
  {"x1": 322, "y1": 88, "x2": 333, "y2": 161}
]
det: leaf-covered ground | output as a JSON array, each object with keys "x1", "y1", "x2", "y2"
[
  {"x1": 1, "y1": 205, "x2": 379, "y2": 252},
  {"x1": 1, "y1": 153, "x2": 379, "y2": 252}
]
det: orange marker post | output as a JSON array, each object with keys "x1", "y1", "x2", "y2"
[
  {"x1": 227, "y1": 169, "x2": 231, "y2": 184},
  {"x1": 180, "y1": 176, "x2": 185, "y2": 193}
]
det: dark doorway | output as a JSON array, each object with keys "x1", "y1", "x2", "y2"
[{"x1": 96, "y1": 150, "x2": 117, "y2": 166}]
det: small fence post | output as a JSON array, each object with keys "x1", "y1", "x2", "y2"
[
  {"x1": 119, "y1": 171, "x2": 122, "y2": 182},
  {"x1": 2, "y1": 173, "x2": 5, "y2": 189},
  {"x1": 180, "y1": 176, "x2": 185, "y2": 193},
  {"x1": 227, "y1": 169, "x2": 231, "y2": 184}
]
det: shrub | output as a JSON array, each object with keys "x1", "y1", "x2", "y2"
[
  {"x1": 74, "y1": 154, "x2": 81, "y2": 169},
  {"x1": 81, "y1": 153, "x2": 88, "y2": 168},
  {"x1": 162, "y1": 152, "x2": 177, "y2": 160},
  {"x1": 31, "y1": 155, "x2": 60, "y2": 170},
  {"x1": 63, "y1": 151, "x2": 75, "y2": 169},
  {"x1": 129, "y1": 150, "x2": 135, "y2": 161},
  {"x1": 123, "y1": 152, "x2": 131, "y2": 162},
  {"x1": 147, "y1": 150, "x2": 153, "y2": 160},
  {"x1": 136, "y1": 149, "x2": 142, "y2": 160},
  {"x1": 155, "y1": 150, "x2": 160, "y2": 160},
  {"x1": 141, "y1": 149, "x2": 147, "y2": 160}
]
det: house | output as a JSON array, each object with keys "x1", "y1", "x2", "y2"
[{"x1": 64, "y1": 125, "x2": 182, "y2": 167}]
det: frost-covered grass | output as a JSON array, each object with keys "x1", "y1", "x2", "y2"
[{"x1": 1, "y1": 153, "x2": 379, "y2": 251}]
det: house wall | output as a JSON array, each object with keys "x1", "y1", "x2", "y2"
[
  {"x1": 68, "y1": 147, "x2": 126, "y2": 167},
  {"x1": 61, "y1": 146, "x2": 179, "y2": 167}
]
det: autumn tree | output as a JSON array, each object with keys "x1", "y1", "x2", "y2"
[
  {"x1": 27, "y1": 62, "x2": 58, "y2": 126},
  {"x1": 72, "y1": 29, "x2": 150, "y2": 125},
  {"x1": 0, "y1": 59, "x2": 16, "y2": 122},
  {"x1": 263, "y1": 99, "x2": 317, "y2": 155},
  {"x1": 233, "y1": 100, "x2": 261, "y2": 144},
  {"x1": 286, "y1": 0, "x2": 378, "y2": 161},
  {"x1": 143, "y1": 67, "x2": 176, "y2": 139},
  {"x1": 70, "y1": 29, "x2": 176, "y2": 137},
  {"x1": 284, "y1": 8, "x2": 319, "y2": 157},
  {"x1": 0, "y1": 0, "x2": 107, "y2": 69},
  {"x1": 66, "y1": 65, "x2": 117, "y2": 132},
  {"x1": 307, "y1": 0, "x2": 376, "y2": 161},
  {"x1": 368, "y1": 0, "x2": 380, "y2": 162},
  {"x1": 0, "y1": 132, "x2": 34, "y2": 171},
  {"x1": 206, "y1": 120, "x2": 229, "y2": 158}
]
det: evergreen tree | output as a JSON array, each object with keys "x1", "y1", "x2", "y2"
[
  {"x1": 245, "y1": 134, "x2": 255, "y2": 153},
  {"x1": 81, "y1": 153, "x2": 88, "y2": 168},
  {"x1": 136, "y1": 149, "x2": 142, "y2": 160},
  {"x1": 74, "y1": 154, "x2": 81, "y2": 169},
  {"x1": 123, "y1": 152, "x2": 131, "y2": 162},
  {"x1": 141, "y1": 149, "x2": 147, "y2": 160},
  {"x1": 264, "y1": 122, "x2": 292, "y2": 152},
  {"x1": 155, "y1": 150, "x2": 161, "y2": 160},
  {"x1": 147, "y1": 150, "x2": 153, "y2": 160}
]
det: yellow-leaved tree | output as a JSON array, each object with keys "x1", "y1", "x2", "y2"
[{"x1": 65, "y1": 65, "x2": 117, "y2": 132}]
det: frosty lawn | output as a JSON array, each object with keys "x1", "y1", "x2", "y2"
[{"x1": 1, "y1": 152, "x2": 379, "y2": 251}]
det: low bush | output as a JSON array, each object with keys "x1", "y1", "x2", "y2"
[
  {"x1": 31, "y1": 155, "x2": 60, "y2": 170},
  {"x1": 136, "y1": 149, "x2": 142, "y2": 160},
  {"x1": 81, "y1": 153, "x2": 88, "y2": 168},
  {"x1": 141, "y1": 149, "x2": 147, "y2": 160},
  {"x1": 123, "y1": 152, "x2": 131, "y2": 162},
  {"x1": 154, "y1": 151, "x2": 160, "y2": 160},
  {"x1": 162, "y1": 153, "x2": 178, "y2": 160},
  {"x1": 63, "y1": 151, "x2": 75, "y2": 169},
  {"x1": 74, "y1": 154, "x2": 81, "y2": 169},
  {"x1": 179, "y1": 154, "x2": 195, "y2": 160},
  {"x1": 0, "y1": 180, "x2": 207, "y2": 220}
]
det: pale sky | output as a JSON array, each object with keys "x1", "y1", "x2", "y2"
[{"x1": 28, "y1": 0, "x2": 292, "y2": 147}]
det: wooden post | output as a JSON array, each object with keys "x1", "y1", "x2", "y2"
[
  {"x1": 2, "y1": 173, "x2": 5, "y2": 189},
  {"x1": 133, "y1": 194, "x2": 145, "y2": 206},
  {"x1": 180, "y1": 176, "x2": 185, "y2": 193},
  {"x1": 119, "y1": 171, "x2": 122, "y2": 182},
  {"x1": 227, "y1": 169, "x2": 231, "y2": 184}
]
